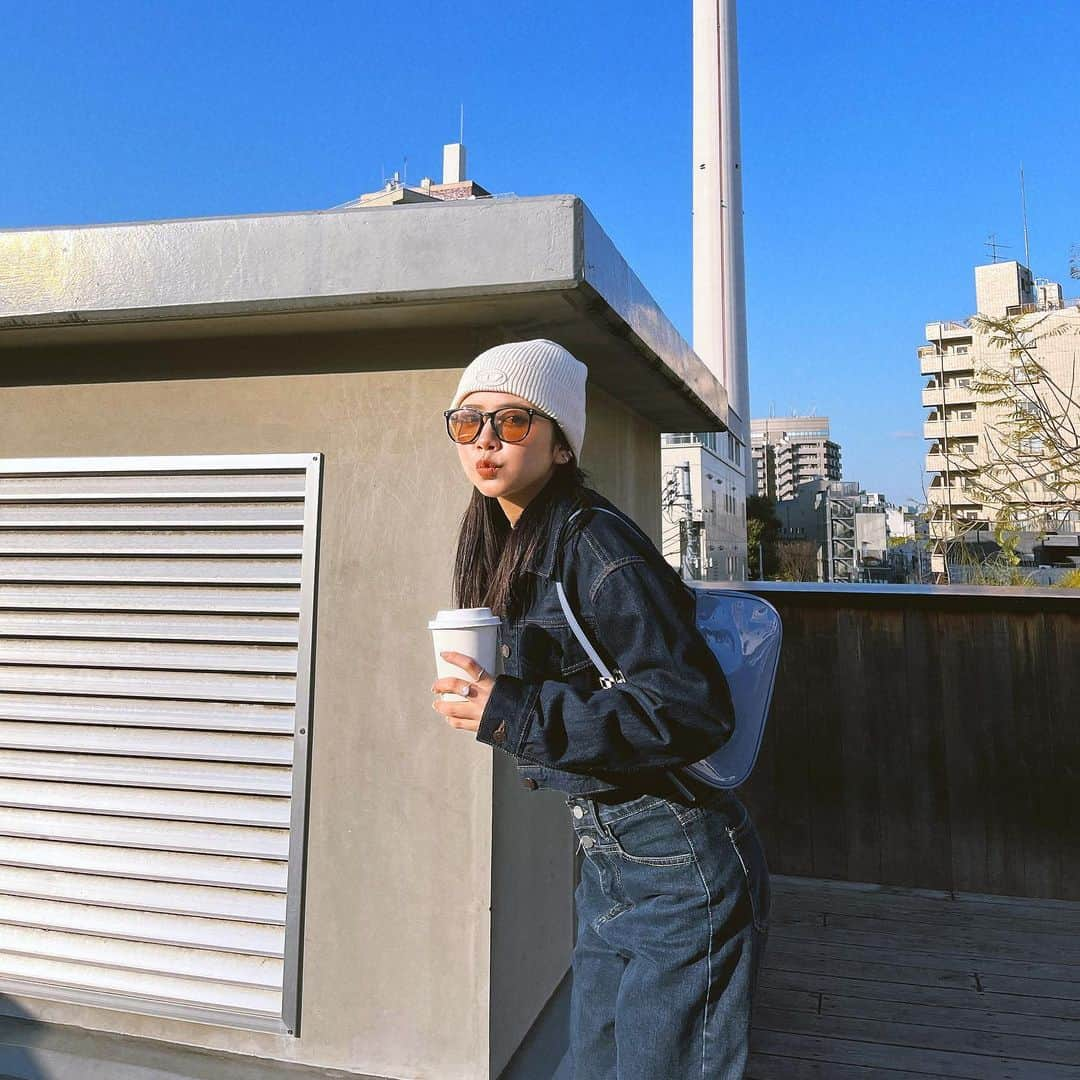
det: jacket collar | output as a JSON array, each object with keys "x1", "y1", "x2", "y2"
[{"x1": 520, "y1": 484, "x2": 587, "y2": 580}]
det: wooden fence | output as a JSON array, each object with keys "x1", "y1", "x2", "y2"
[{"x1": 703, "y1": 583, "x2": 1079, "y2": 900}]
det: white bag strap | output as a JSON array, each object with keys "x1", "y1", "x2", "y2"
[{"x1": 553, "y1": 505, "x2": 653, "y2": 689}]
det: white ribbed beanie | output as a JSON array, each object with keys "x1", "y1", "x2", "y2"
[{"x1": 451, "y1": 339, "x2": 587, "y2": 461}]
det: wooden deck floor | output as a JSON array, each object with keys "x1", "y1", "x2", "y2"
[{"x1": 748, "y1": 876, "x2": 1080, "y2": 1079}]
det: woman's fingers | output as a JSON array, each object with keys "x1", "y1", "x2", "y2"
[
  {"x1": 430, "y1": 652, "x2": 491, "y2": 736},
  {"x1": 431, "y1": 677, "x2": 476, "y2": 696},
  {"x1": 432, "y1": 696, "x2": 482, "y2": 732},
  {"x1": 438, "y1": 650, "x2": 491, "y2": 681}
]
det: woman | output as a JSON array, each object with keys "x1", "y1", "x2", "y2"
[{"x1": 431, "y1": 339, "x2": 769, "y2": 1079}]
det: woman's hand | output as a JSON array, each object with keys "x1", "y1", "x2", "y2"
[{"x1": 431, "y1": 651, "x2": 495, "y2": 734}]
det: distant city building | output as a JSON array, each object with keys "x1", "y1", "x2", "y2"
[
  {"x1": 344, "y1": 142, "x2": 491, "y2": 208},
  {"x1": 751, "y1": 416, "x2": 842, "y2": 501},
  {"x1": 919, "y1": 260, "x2": 1080, "y2": 570},
  {"x1": 775, "y1": 478, "x2": 891, "y2": 582},
  {"x1": 661, "y1": 431, "x2": 748, "y2": 581}
]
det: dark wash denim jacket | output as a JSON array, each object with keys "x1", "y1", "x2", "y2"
[{"x1": 475, "y1": 486, "x2": 735, "y2": 799}]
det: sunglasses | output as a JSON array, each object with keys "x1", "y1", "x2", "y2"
[{"x1": 443, "y1": 406, "x2": 554, "y2": 445}]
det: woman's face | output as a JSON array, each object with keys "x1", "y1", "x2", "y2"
[{"x1": 454, "y1": 391, "x2": 572, "y2": 520}]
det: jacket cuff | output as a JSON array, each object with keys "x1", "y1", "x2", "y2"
[{"x1": 476, "y1": 674, "x2": 537, "y2": 754}]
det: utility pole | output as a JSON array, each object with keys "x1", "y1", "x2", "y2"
[{"x1": 670, "y1": 461, "x2": 702, "y2": 580}]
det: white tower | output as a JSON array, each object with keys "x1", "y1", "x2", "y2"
[{"x1": 692, "y1": 0, "x2": 749, "y2": 440}]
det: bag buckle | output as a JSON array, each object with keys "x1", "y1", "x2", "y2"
[{"x1": 599, "y1": 669, "x2": 626, "y2": 689}]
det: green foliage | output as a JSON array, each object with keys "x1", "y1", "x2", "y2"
[
  {"x1": 746, "y1": 496, "x2": 782, "y2": 579},
  {"x1": 961, "y1": 312, "x2": 1080, "y2": 532},
  {"x1": 1056, "y1": 569, "x2": 1080, "y2": 589}
]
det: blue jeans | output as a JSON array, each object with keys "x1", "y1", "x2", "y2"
[{"x1": 565, "y1": 792, "x2": 769, "y2": 1080}]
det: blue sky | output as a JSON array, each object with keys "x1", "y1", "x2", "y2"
[{"x1": 2, "y1": 1, "x2": 1076, "y2": 504}]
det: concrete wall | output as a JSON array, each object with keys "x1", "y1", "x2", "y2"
[{"x1": 0, "y1": 335, "x2": 662, "y2": 1079}]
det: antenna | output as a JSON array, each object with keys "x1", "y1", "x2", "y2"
[
  {"x1": 460, "y1": 103, "x2": 465, "y2": 144},
  {"x1": 1020, "y1": 163, "x2": 1031, "y2": 269},
  {"x1": 985, "y1": 233, "x2": 1010, "y2": 263},
  {"x1": 403, "y1": 155, "x2": 408, "y2": 186}
]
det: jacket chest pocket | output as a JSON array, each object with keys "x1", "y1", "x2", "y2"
[{"x1": 517, "y1": 620, "x2": 599, "y2": 687}]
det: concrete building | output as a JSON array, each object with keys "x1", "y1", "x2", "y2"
[
  {"x1": 0, "y1": 194, "x2": 730, "y2": 1079},
  {"x1": 661, "y1": 431, "x2": 747, "y2": 580},
  {"x1": 920, "y1": 260, "x2": 1080, "y2": 553},
  {"x1": 750, "y1": 416, "x2": 842, "y2": 501},
  {"x1": 776, "y1": 479, "x2": 890, "y2": 582}
]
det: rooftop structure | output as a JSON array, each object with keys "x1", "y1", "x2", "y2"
[{"x1": 0, "y1": 193, "x2": 729, "y2": 1080}]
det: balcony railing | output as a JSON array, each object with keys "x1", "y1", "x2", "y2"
[
  {"x1": 924, "y1": 417, "x2": 979, "y2": 440},
  {"x1": 921, "y1": 384, "x2": 977, "y2": 407},
  {"x1": 925, "y1": 319, "x2": 973, "y2": 340},
  {"x1": 919, "y1": 351, "x2": 977, "y2": 376},
  {"x1": 925, "y1": 451, "x2": 979, "y2": 473}
]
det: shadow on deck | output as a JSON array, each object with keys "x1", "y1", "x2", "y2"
[{"x1": 749, "y1": 875, "x2": 1080, "y2": 1079}]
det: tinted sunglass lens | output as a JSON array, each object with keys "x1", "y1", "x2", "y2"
[
  {"x1": 448, "y1": 410, "x2": 483, "y2": 443},
  {"x1": 496, "y1": 410, "x2": 531, "y2": 441}
]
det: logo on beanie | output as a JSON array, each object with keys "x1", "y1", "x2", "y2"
[{"x1": 474, "y1": 367, "x2": 508, "y2": 386}]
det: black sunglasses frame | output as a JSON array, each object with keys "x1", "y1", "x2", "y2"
[{"x1": 443, "y1": 406, "x2": 555, "y2": 445}]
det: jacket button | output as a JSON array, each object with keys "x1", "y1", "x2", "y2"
[
  {"x1": 500, "y1": 643, "x2": 511, "y2": 658},
  {"x1": 521, "y1": 778, "x2": 538, "y2": 790}
]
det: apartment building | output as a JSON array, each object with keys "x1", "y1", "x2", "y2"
[
  {"x1": 750, "y1": 416, "x2": 842, "y2": 501},
  {"x1": 661, "y1": 430, "x2": 748, "y2": 581},
  {"x1": 920, "y1": 260, "x2": 1080, "y2": 543}
]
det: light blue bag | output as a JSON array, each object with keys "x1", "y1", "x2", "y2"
[{"x1": 554, "y1": 506, "x2": 782, "y2": 792}]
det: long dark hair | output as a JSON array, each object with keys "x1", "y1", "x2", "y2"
[{"x1": 453, "y1": 425, "x2": 590, "y2": 617}]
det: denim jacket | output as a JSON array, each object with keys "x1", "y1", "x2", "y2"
[{"x1": 476, "y1": 486, "x2": 735, "y2": 799}]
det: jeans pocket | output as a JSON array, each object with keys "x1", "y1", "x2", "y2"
[
  {"x1": 726, "y1": 808, "x2": 771, "y2": 933},
  {"x1": 602, "y1": 798, "x2": 697, "y2": 867}
]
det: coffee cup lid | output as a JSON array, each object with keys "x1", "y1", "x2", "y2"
[{"x1": 428, "y1": 606, "x2": 501, "y2": 630}]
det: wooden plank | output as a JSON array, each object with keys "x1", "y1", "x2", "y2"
[
  {"x1": 898, "y1": 605, "x2": 953, "y2": 891},
  {"x1": 750, "y1": 1028, "x2": 1079, "y2": 1080},
  {"x1": 760, "y1": 968, "x2": 1080, "y2": 1023},
  {"x1": 752, "y1": 1005, "x2": 1080, "y2": 1069},
  {"x1": 769, "y1": 883, "x2": 1080, "y2": 935},
  {"x1": 817, "y1": 993, "x2": 1080, "y2": 1049},
  {"x1": 763, "y1": 944, "x2": 979, "y2": 992},
  {"x1": 771, "y1": 875, "x2": 1080, "y2": 914},
  {"x1": 765, "y1": 928, "x2": 1080, "y2": 983},
  {"x1": 837, "y1": 608, "x2": 883, "y2": 884},
  {"x1": 978, "y1": 972, "x2": 1080, "y2": 1003},
  {"x1": 818, "y1": 911, "x2": 1080, "y2": 961},
  {"x1": 747, "y1": 1053, "x2": 946, "y2": 1079}
]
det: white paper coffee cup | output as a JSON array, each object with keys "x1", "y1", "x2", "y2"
[{"x1": 428, "y1": 607, "x2": 501, "y2": 701}]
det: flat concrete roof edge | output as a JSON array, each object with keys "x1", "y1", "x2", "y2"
[
  {"x1": 0, "y1": 279, "x2": 580, "y2": 334},
  {"x1": 0, "y1": 193, "x2": 581, "y2": 235},
  {"x1": 579, "y1": 205, "x2": 728, "y2": 427}
]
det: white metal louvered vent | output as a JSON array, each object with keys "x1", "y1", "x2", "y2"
[{"x1": 0, "y1": 453, "x2": 321, "y2": 1035}]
